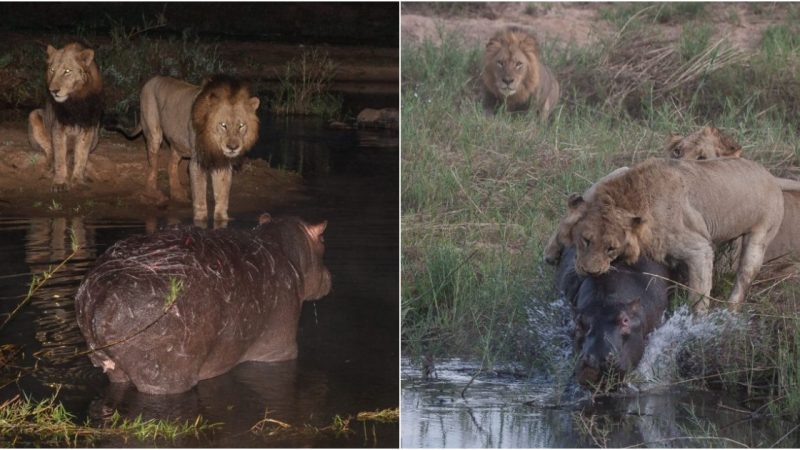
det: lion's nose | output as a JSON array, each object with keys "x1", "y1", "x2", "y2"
[
  {"x1": 502, "y1": 78, "x2": 513, "y2": 85},
  {"x1": 50, "y1": 90, "x2": 60, "y2": 96},
  {"x1": 226, "y1": 142, "x2": 240, "y2": 151}
]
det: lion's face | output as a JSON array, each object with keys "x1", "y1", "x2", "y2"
[
  {"x1": 485, "y1": 30, "x2": 540, "y2": 98},
  {"x1": 46, "y1": 44, "x2": 96, "y2": 104},
  {"x1": 490, "y1": 46, "x2": 530, "y2": 97},
  {"x1": 667, "y1": 126, "x2": 742, "y2": 160},
  {"x1": 206, "y1": 96, "x2": 260, "y2": 159},
  {"x1": 570, "y1": 196, "x2": 643, "y2": 276}
]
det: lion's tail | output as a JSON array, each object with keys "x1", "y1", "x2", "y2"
[
  {"x1": 102, "y1": 114, "x2": 143, "y2": 140},
  {"x1": 775, "y1": 177, "x2": 800, "y2": 192}
]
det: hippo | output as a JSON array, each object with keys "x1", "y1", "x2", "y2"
[
  {"x1": 555, "y1": 246, "x2": 671, "y2": 387},
  {"x1": 75, "y1": 213, "x2": 332, "y2": 395}
]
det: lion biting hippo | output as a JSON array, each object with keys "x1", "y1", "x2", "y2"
[
  {"x1": 75, "y1": 213, "x2": 331, "y2": 394},
  {"x1": 564, "y1": 157, "x2": 787, "y2": 314}
]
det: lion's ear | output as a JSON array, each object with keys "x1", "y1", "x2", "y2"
[
  {"x1": 567, "y1": 194, "x2": 584, "y2": 210},
  {"x1": 248, "y1": 96, "x2": 260, "y2": 112},
  {"x1": 486, "y1": 38, "x2": 502, "y2": 52},
  {"x1": 78, "y1": 49, "x2": 95, "y2": 67},
  {"x1": 46, "y1": 45, "x2": 57, "y2": 58},
  {"x1": 713, "y1": 128, "x2": 742, "y2": 156},
  {"x1": 666, "y1": 134, "x2": 683, "y2": 158},
  {"x1": 597, "y1": 192, "x2": 615, "y2": 207},
  {"x1": 520, "y1": 35, "x2": 540, "y2": 56}
]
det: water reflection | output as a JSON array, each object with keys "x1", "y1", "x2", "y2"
[{"x1": 401, "y1": 360, "x2": 800, "y2": 448}]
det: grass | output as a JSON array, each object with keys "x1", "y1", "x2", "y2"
[
  {"x1": 401, "y1": 5, "x2": 800, "y2": 421},
  {"x1": 250, "y1": 407, "x2": 398, "y2": 446},
  {"x1": 0, "y1": 391, "x2": 219, "y2": 446},
  {"x1": 272, "y1": 48, "x2": 342, "y2": 118}
]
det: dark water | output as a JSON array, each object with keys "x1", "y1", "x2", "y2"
[
  {"x1": 402, "y1": 359, "x2": 800, "y2": 448},
  {"x1": 0, "y1": 117, "x2": 398, "y2": 447}
]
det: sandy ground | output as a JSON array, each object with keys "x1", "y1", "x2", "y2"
[
  {"x1": 0, "y1": 122, "x2": 305, "y2": 221},
  {"x1": 402, "y1": 2, "x2": 782, "y2": 51}
]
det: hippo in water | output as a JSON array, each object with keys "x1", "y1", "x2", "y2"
[
  {"x1": 75, "y1": 213, "x2": 331, "y2": 395},
  {"x1": 555, "y1": 246, "x2": 671, "y2": 387}
]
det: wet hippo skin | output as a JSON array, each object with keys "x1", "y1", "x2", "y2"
[
  {"x1": 555, "y1": 246, "x2": 671, "y2": 387},
  {"x1": 75, "y1": 214, "x2": 332, "y2": 394}
]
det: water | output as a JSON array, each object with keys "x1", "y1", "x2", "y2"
[
  {"x1": 0, "y1": 117, "x2": 398, "y2": 447},
  {"x1": 402, "y1": 307, "x2": 800, "y2": 448}
]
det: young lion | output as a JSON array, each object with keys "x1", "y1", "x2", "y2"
[
  {"x1": 482, "y1": 27, "x2": 560, "y2": 119},
  {"x1": 115, "y1": 75, "x2": 260, "y2": 224},
  {"x1": 28, "y1": 42, "x2": 103, "y2": 192},
  {"x1": 567, "y1": 158, "x2": 785, "y2": 314},
  {"x1": 666, "y1": 126, "x2": 742, "y2": 160}
]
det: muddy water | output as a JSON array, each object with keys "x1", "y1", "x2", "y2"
[
  {"x1": 0, "y1": 117, "x2": 398, "y2": 447},
  {"x1": 402, "y1": 310, "x2": 800, "y2": 449}
]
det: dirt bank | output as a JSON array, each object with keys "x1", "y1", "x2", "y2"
[
  {"x1": 0, "y1": 121, "x2": 305, "y2": 221},
  {"x1": 402, "y1": 2, "x2": 785, "y2": 52}
]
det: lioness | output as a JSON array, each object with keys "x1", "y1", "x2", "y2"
[
  {"x1": 482, "y1": 27, "x2": 560, "y2": 119},
  {"x1": 28, "y1": 43, "x2": 103, "y2": 191},
  {"x1": 121, "y1": 75, "x2": 259, "y2": 223},
  {"x1": 567, "y1": 158, "x2": 785, "y2": 314},
  {"x1": 666, "y1": 126, "x2": 742, "y2": 160}
]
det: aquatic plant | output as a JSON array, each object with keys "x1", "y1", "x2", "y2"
[
  {"x1": 272, "y1": 49, "x2": 342, "y2": 118},
  {"x1": 0, "y1": 391, "x2": 219, "y2": 446}
]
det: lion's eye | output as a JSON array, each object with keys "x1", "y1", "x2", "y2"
[
  {"x1": 607, "y1": 246, "x2": 616, "y2": 255},
  {"x1": 496, "y1": 61, "x2": 503, "y2": 67},
  {"x1": 672, "y1": 148, "x2": 682, "y2": 157},
  {"x1": 64, "y1": 69, "x2": 71, "y2": 75},
  {"x1": 49, "y1": 67, "x2": 55, "y2": 73},
  {"x1": 697, "y1": 155, "x2": 706, "y2": 160},
  {"x1": 238, "y1": 123, "x2": 245, "y2": 130},
  {"x1": 582, "y1": 237, "x2": 591, "y2": 248},
  {"x1": 515, "y1": 61, "x2": 523, "y2": 68},
  {"x1": 220, "y1": 122, "x2": 228, "y2": 130}
]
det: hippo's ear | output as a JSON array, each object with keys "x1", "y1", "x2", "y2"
[
  {"x1": 258, "y1": 213, "x2": 272, "y2": 225},
  {"x1": 567, "y1": 194, "x2": 584, "y2": 210},
  {"x1": 307, "y1": 221, "x2": 328, "y2": 239}
]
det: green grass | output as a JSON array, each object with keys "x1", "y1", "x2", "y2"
[
  {"x1": 402, "y1": 9, "x2": 800, "y2": 417},
  {"x1": 0, "y1": 392, "x2": 219, "y2": 446},
  {"x1": 272, "y1": 48, "x2": 343, "y2": 118}
]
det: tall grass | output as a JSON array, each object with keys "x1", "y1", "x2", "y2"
[
  {"x1": 401, "y1": 7, "x2": 800, "y2": 415},
  {"x1": 272, "y1": 49, "x2": 342, "y2": 118}
]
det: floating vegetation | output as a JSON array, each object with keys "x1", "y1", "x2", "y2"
[
  {"x1": 250, "y1": 407, "x2": 398, "y2": 445},
  {"x1": 0, "y1": 391, "x2": 220, "y2": 447}
]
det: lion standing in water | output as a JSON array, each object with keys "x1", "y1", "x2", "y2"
[
  {"x1": 130, "y1": 75, "x2": 260, "y2": 223},
  {"x1": 28, "y1": 42, "x2": 103, "y2": 192},
  {"x1": 482, "y1": 27, "x2": 560, "y2": 118}
]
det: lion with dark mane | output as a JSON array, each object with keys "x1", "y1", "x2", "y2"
[
  {"x1": 482, "y1": 27, "x2": 560, "y2": 118},
  {"x1": 28, "y1": 42, "x2": 104, "y2": 192},
  {"x1": 120, "y1": 75, "x2": 260, "y2": 223}
]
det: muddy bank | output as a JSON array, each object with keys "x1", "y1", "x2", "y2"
[{"x1": 0, "y1": 122, "x2": 305, "y2": 221}]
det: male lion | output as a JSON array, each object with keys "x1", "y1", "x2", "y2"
[
  {"x1": 567, "y1": 158, "x2": 785, "y2": 314},
  {"x1": 119, "y1": 75, "x2": 259, "y2": 223},
  {"x1": 28, "y1": 42, "x2": 103, "y2": 192},
  {"x1": 482, "y1": 27, "x2": 560, "y2": 119}
]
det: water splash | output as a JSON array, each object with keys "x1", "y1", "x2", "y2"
[{"x1": 635, "y1": 306, "x2": 745, "y2": 386}]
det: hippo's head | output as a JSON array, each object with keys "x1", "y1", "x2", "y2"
[
  {"x1": 258, "y1": 213, "x2": 332, "y2": 302},
  {"x1": 573, "y1": 297, "x2": 646, "y2": 387}
]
